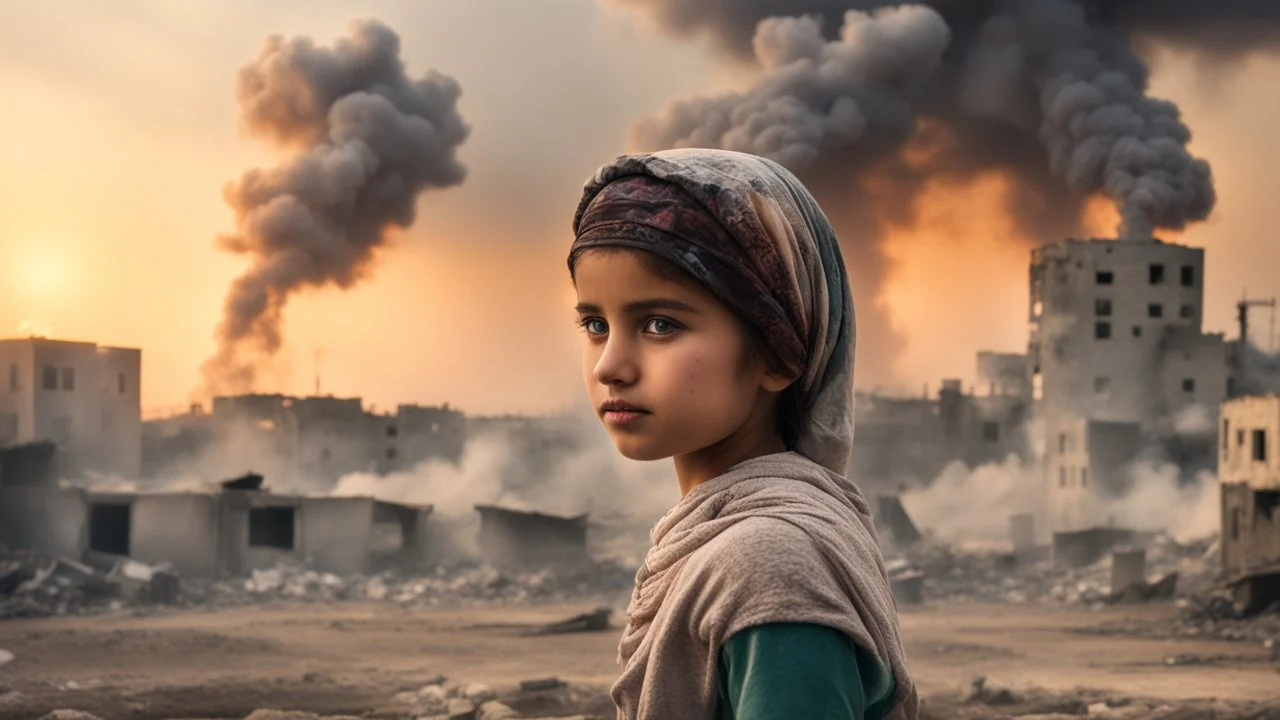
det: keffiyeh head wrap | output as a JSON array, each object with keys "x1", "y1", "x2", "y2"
[{"x1": 569, "y1": 148, "x2": 856, "y2": 474}]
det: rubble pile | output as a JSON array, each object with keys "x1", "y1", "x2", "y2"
[
  {"x1": 916, "y1": 676, "x2": 1280, "y2": 720},
  {"x1": 1, "y1": 545, "x2": 637, "y2": 620},
  {"x1": 888, "y1": 532, "x2": 1220, "y2": 607},
  {"x1": 28, "y1": 677, "x2": 616, "y2": 720}
]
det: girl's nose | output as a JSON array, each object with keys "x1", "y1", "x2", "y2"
[{"x1": 593, "y1": 336, "x2": 638, "y2": 386}]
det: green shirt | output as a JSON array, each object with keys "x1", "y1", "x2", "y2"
[{"x1": 715, "y1": 622, "x2": 896, "y2": 720}]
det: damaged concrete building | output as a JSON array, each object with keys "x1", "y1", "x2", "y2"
[
  {"x1": 849, "y1": 353, "x2": 1032, "y2": 489},
  {"x1": 142, "y1": 394, "x2": 465, "y2": 489},
  {"x1": 1219, "y1": 395, "x2": 1280, "y2": 612},
  {"x1": 1028, "y1": 238, "x2": 1229, "y2": 558},
  {"x1": 0, "y1": 337, "x2": 142, "y2": 479},
  {"x1": 475, "y1": 505, "x2": 590, "y2": 570},
  {"x1": 0, "y1": 470, "x2": 434, "y2": 578}
]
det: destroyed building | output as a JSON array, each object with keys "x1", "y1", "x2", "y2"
[
  {"x1": 849, "y1": 355, "x2": 1032, "y2": 489},
  {"x1": 142, "y1": 394, "x2": 465, "y2": 488},
  {"x1": 1218, "y1": 395, "x2": 1280, "y2": 613},
  {"x1": 0, "y1": 470, "x2": 434, "y2": 578},
  {"x1": 475, "y1": 505, "x2": 590, "y2": 570},
  {"x1": 0, "y1": 336, "x2": 142, "y2": 479},
  {"x1": 1028, "y1": 239, "x2": 1229, "y2": 544}
]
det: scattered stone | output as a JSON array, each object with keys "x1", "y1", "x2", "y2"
[
  {"x1": 244, "y1": 711, "x2": 323, "y2": 720},
  {"x1": 446, "y1": 697, "x2": 477, "y2": 720},
  {"x1": 37, "y1": 712, "x2": 105, "y2": 720},
  {"x1": 476, "y1": 700, "x2": 521, "y2": 720},
  {"x1": 0, "y1": 648, "x2": 13, "y2": 667},
  {"x1": 461, "y1": 683, "x2": 497, "y2": 703},
  {"x1": 963, "y1": 675, "x2": 1018, "y2": 706},
  {"x1": 520, "y1": 678, "x2": 567, "y2": 692}
]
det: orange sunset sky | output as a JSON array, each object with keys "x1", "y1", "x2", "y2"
[{"x1": 1, "y1": 1, "x2": 1278, "y2": 419}]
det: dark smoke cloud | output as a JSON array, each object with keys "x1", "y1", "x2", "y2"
[
  {"x1": 614, "y1": 0, "x2": 1269, "y2": 382},
  {"x1": 200, "y1": 19, "x2": 470, "y2": 396}
]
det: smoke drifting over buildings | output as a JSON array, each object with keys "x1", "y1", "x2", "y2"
[
  {"x1": 616, "y1": 0, "x2": 1278, "y2": 381},
  {"x1": 200, "y1": 19, "x2": 470, "y2": 396}
]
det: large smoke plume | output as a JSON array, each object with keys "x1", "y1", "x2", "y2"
[
  {"x1": 615, "y1": 0, "x2": 1276, "y2": 382},
  {"x1": 200, "y1": 19, "x2": 470, "y2": 396}
]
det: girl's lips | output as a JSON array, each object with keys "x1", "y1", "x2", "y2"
[{"x1": 602, "y1": 409, "x2": 649, "y2": 426}]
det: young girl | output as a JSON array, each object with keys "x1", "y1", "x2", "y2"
[{"x1": 567, "y1": 148, "x2": 917, "y2": 720}]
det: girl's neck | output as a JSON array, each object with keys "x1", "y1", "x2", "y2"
[{"x1": 673, "y1": 425, "x2": 786, "y2": 496}]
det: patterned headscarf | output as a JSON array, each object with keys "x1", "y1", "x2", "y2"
[{"x1": 569, "y1": 148, "x2": 855, "y2": 475}]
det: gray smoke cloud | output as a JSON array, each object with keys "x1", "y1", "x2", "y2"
[
  {"x1": 615, "y1": 0, "x2": 1273, "y2": 381},
  {"x1": 200, "y1": 19, "x2": 470, "y2": 396}
]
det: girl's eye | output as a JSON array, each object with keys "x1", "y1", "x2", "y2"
[
  {"x1": 645, "y1": 318, "x2": 677, "y2": 335},
  {"x1": 581, "y1": 318, "x2": 607, "y2": 335}
]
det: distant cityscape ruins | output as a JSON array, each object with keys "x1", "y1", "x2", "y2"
[{"x1": 3, "y1": 234, "x2": 1280, "y2": 617}]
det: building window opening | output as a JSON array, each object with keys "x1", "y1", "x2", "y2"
[
  {"x1": 1132, "y1": 326, "x2": 1142, "y2": 337},
  {"x1": 1222, "y1": 419, "x2": 1230, "y2": 451},
  {"x1": 1058, "y1": 432, "x2": 1067, "y2": 453},
  {"x1": 8, "y1": 365, "x2": 16, "y2": 392},
  {"x1": 982, "y1": 422, "x2": 999, "y2": 443},
  {"x1": 387, "y1": 447, "x2": 397, "y2": 460},
  {"x1": 1095, "y1": 322, "x2": 1111, "y2": 339},
  {"x1": 1257, "y1": 491, "x2": 1280, "y2": 523},
  {"x1": 248, "y1": 507, "x2": 295, "y2": 549},
  {"x1": 1148, "y1": 303, "x2": 1163, "y2": 318},
  {"x1": 1149, "y1": 263, "x2": 1164, "y2": 284},
  {"x1": 1231, "y1": 507, "x2": 1241, "y2": 541},
  {"x1": 1182, "y1": 378, "x2": 1196, "y2": 393},
  {"x1": 1180, "y1": 305, "x2": 1194, "y2": 319},
  {"x1": 89, "y1": 503, "x2": 131, "y2": 555},
  {"x1": 1238, "y1": 429, "x2": 1246, "y2": 447},
  {"x1": 320, "y1": 447, "x2": 331, "y2": 460},
  {"x1": 1096, "y1": 271, "x2": 1113, "y2": 285},
  {"x1": 1253, "y1": 429, "x2": 1268, "y2": 462},
  {"x1": 1059, "y1": 467, "x2": 1067, "y2": 488},
  {"x1": 118, "y1": 373, "x2": 126, "y2": 394},
  {"x1": 60, "y1": 367, "x2": 74, "y2": 391},
  {"x1": 42, "y1": 366, "x2": 57, "y2": 390},
  {"x1": 1095, "y1": 299, "x2": 1112, "y2": 316},
  {"x1": 1094, "y1": 376, "x2": 1111, "y2": 393},
  {"x1": 386, "y1": 424, "x2": 397, "y2": 438},
  {"x1": 1081, "y1": 468, "x2": 1088, "y2": 488},
  {"x1": 1181, "y1": 265, "x2": 1195, "y2": 287}
]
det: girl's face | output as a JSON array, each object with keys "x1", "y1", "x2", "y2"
[{"x1": 573, "y1": 250, "x2": 785, "y2": 462}]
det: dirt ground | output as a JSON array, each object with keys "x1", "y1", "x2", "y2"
[{"x1": 0, "y1": 600, "x2": 1277, "y2": 719}]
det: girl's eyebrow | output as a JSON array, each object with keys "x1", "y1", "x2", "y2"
[{"x1": 575, "y1": 298, "x2": 700, "y2": 315}]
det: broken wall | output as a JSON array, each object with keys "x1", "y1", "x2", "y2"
[
  {"x1": 476, "y1": 505, "x2": 589, "y2": 569},
  {"x1": 299, "y1": 497, "x2": 374, "y2": 574},
  {"x1": 130, "y1": 494, "x2": 220, "y2": 577},
  {"x1": 0, "y1": 487, "x2": 87, "y2": 558}
]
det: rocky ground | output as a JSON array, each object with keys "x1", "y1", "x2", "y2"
[{"x1": 0, "y1": 600, "x2": 1276, "y2": 720}]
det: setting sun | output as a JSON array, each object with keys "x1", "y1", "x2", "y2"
[{"x1": 11, "y1": 242, "x2": 72, "y2": 299}]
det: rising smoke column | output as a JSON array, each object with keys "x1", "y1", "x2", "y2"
[
  {"x1": 200, "y1": 19, "x2": 470, "y2": 395},
  {"x1": 612, "y1": 0, "x2": 1279, "y2": 381}
]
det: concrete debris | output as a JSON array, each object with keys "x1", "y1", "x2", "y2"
[
  {"x1": 0, "y1": 543, "x2": 634, "y2": 619},
  {"x1": 0, "y1": 648, "x2": 12, "y2": 667},
  {"x1": 519, "y1": 678, "x2": 567, "y2": 692},
  {"x1": 532, "y1": 608, "x2": 611, "y2": 635},
  {"x1": 476, "y1": 701, "x2": 521, "y2": 720},
  {"x1": 888, "y1": 532, "x2": 1217, "y2": 607},
  {"x1": 36, "y1": 712, "x2": 104, "y2": 720}
]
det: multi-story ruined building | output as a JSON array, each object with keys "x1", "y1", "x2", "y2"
[
  {"x1": 1028, "y1": 239, "x2": 1229, "y2": 536},
  {"x1": 142, "y1": 395, "x2": 465, "y2": 489},
  {"x1": 0, "y1": 337, "x2": 141, "y2": 479},
  {"x1": 1218, "y1": 395, "x2": 1280, "y2": 612},
  {"x1": 1029, "y1": 238, "x2": 1227, "y2": 427},
  {"x1": 849, "y1": 355, "x2": 1032, "y2": 490}
]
